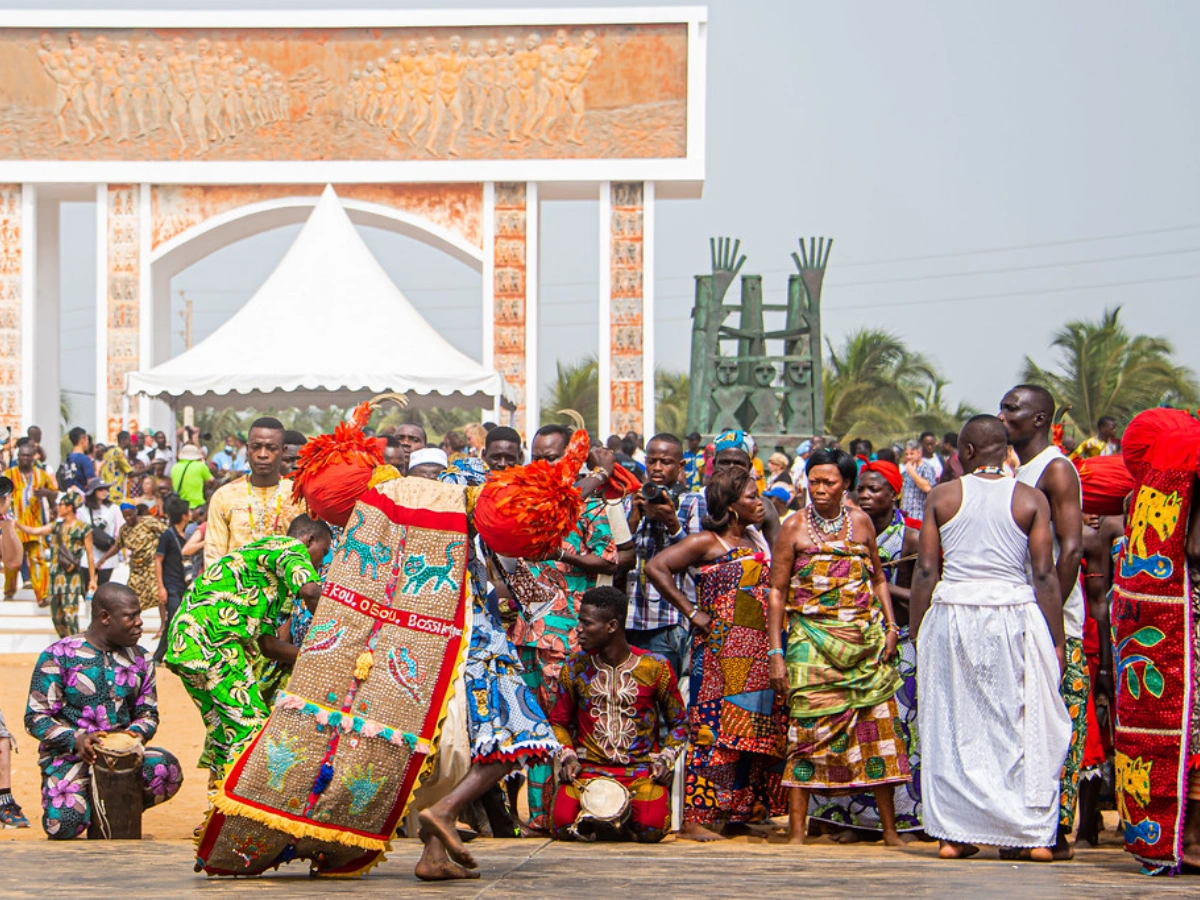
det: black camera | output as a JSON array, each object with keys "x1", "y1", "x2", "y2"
[{"x1": 640, "y1": 481, "x2": 671, "y2": 505}]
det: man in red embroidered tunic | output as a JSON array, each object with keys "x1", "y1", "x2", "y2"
[{"x1": 548, "y1": 586, "x2": 687, "y2": 843}]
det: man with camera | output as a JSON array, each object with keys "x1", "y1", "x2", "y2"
[{"x1": 624, "y1": 433, "x2": 701, "y2": 681}]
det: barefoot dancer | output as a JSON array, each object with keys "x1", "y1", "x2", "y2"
[
  {"x1": 412, "y1": 438, "x2": 561, "y2": 881},
  {"x1": 910, "y1": 416, "x2": 1070, "y2": 861},
  {"x1": 647, "y1": 466, "x2": 787, "y2": 841},
  {"x1": 767, "y1": 448, "x2": 910, "y2": 848}
]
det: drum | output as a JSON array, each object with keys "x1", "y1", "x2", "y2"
[
  {"x1": 570, "y1": 776, "x2": 631, "y2": 840},
  {"x1": 87, "y1": 732, "x2": 144, "y2": 840}
]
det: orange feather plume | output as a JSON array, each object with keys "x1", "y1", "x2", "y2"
[
  {"x1": 290, "y1": 401, "x2": 386, "y2": 527},
  {"x1": 473, "y1": 429, "x2": 590, "y2": 559}
]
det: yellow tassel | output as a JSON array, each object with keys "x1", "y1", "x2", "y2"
[{"x1": 354, "y1": 651, "x2": 374, "y2": 681}]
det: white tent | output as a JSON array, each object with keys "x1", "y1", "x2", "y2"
[{"x1": 126, "y1": 185, "x2": 513, "y2": 412}]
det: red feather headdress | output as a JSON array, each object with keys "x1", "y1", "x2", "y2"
[{"x1": 290, "y1": 400, "x2": 389, "y2": 527}]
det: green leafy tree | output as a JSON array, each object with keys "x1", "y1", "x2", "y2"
[
  {"x1": 655, "y1": 370, "x2": 690, "y2": 436},
  {"x1": 1020, "y1": 306, "x2": 1199, "y2": 433},
  {"x1": 541, "y1": 358, "x2": 599, "y2": 435},
  {"x1": 911, "y1": 376, "x2": 980, "y2": 440}
]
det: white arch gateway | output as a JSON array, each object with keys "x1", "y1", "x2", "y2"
[{"x1": 0, "y1": 7, "x2": 706, "y2": 444}]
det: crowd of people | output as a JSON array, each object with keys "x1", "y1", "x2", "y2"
[{"x1": 0, "y1": 391, "x2": 1190, "y2": 882}]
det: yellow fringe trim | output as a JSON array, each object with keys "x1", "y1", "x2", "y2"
[
  {"x1": 368, "y1": 465, "x2": 402, "y2": 488},
  {"x1": 319, "y1": 849, "x2": 389, "y2": 879},
  {"x1": 210, "y1": 790, "x2": 389, "y2": 852}
]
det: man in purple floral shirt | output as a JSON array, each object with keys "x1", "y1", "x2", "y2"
[{"x1": 24, "y1": 583, "x2": 182, "y2": 838}]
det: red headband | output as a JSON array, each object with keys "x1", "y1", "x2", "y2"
[{"x1": 861, "y1": 460, "x2": 903, "y2": 495}]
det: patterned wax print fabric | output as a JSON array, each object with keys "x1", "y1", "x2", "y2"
[
  {"x1": 117, "y1": 516, "x2": 167, "y2": 610},
  {"x1": 203, "y1": 477, "x2": 304, "y2": 568},
  {"x1": 5, "y1": 465, "x2": 54, "y2": 600},
  {"x1": 1058, "y1": 637, "x2": 1091, "y2": 832},
  {"x1": 783, "y1": 540, "x2": 908, "y2": 792},
  {"x1": 682, "y1": 449, "x2": 705, "y2": 491},
  {"x1": 165, "y1": 536, "x2": 317, "y2": 774},
  {"x1": 48, "y1": 520, "x2": 91, "y2": 639},
  {"x1": 197, "y1": 477, "x2": 479, "y2": 878},
  {"x1": 25, "y1": 636, "x2": 182, "y2": 838},
  {"x1": 549, "y1": 648, "x2": 687, "y2": 777},
  {"x1": 98, "y1": 446, "x2": 133, "y2": 503},
  {"x1": 685, "y1": 544, "x2": 787, "y2": 826},
  {"x1": 809, "y1": 509, "x2": 922, "y2": 831},
  {"x1": 463, "y1": 538, "x2": 560, "y2": 766}
]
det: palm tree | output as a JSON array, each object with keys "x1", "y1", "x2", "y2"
[
  {"x1": 823, "y1": 329, "x2": 938, "y2": 444},
  {"x1": 1020, "y1": 307, "x2": 1199, "y2": 433},
  {"x1": 910, "y1": 376, "x2": 980, "y2": 440},
  {"x1": 541, "y1": 358, "x2": 599, "y2": 435},
  {"x1": 655, "y1": 370, "x2": 689, "y2": 436}
]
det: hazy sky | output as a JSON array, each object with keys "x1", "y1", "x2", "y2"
[{"x1": 29, "y1": 0, "x2": 1200, "y2": 432}]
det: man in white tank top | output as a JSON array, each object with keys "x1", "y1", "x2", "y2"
[
  {"x1": 1000, "y1": 384, "x2": 1087, "y2": 860},
  {"x1": 910, "y1": 415, "x2": 1070, "y2": 860}
]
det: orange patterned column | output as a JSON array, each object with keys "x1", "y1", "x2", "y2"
[
  {"x1": 104, "y1": 185, "x2": 140, "y2": 441},
  {"x1": 0, "y1": 186, "x2": 22, "y2": 431},
  {"x1": 493, "y1": 183, "x2": 528, "y2": 434},
  {"x1": 610, "y1": 182, "x2": 645, "y2": 436}
]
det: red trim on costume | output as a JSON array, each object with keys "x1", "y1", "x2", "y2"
[{"x1": 361, "y1": 487, "x2": 468, "y2": 533}]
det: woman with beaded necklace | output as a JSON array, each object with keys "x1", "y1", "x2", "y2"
[
  {"x1": 766, "y1": 447, "x2": 910, "y2": 847},
  {"x1": 646, "y1": 465, "x2": 788, "y2": 842}
]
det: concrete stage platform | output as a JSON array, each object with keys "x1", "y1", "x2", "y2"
[{"x1": 0, "y1": 836, "x2": 1195, "y2": 899}]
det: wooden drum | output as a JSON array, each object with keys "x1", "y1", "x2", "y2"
[{"x1": 86, "y1": 732, "x2": 144, "y2": 840}]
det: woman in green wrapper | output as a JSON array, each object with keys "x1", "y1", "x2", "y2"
[{"x1": 766, "y1": 447, "x2": 910, "y2": 847}]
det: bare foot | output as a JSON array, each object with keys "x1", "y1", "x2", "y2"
[
  {"x1": 881, "y1": 829, "x2": 906, "y2": 848},
  {"x1": 419, "y1": 807, "x2": 477, "y2": 870},
  {"x1": 677, "y1": 821, "x2": 726, "y2": 842},
  {"x1": 415, "y1": 858, "x2": 480, "y2": 881},
  {"x1": 1029, "y1": 846, "x2": 1057, "y2": 862},
  {"x1": 830, "y1": 829, "x2": 863, "y2": 844},
  {"x1": 1047, "y1": 834, "x2": 1074, "y2": 861},
  {"x1": 938, "y1": 840, "x2": 980, "y2": 859},
  {"x1": 787, "y1": 833, "x2": 808, "y2": 846}
]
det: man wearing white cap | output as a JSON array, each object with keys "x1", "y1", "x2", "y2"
[{"x1": 408, "y1": 447, "x2": 449, "y2": 480}]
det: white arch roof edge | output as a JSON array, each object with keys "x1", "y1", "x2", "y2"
[
  {"x1": 127, "y1": 184, "x2": 513, "y2": 410},
  {"x1": 151, "y1": 195, "x2": 485, "y2": 271}
]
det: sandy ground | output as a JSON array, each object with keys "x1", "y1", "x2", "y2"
[{"x1": 0, "y1": 652, "x2": 211, "y2": 842}]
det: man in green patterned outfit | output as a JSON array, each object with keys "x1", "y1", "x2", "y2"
[{"x1": 165, "y1": 515, "x2": 331, "y2": 786}]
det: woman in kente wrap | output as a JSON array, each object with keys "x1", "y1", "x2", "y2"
[
  {"x1": 807, "y1": 460, "x2": 923, "y2": 840},
  {"x1": 19, "y1": 492, "x2": 97, "y2": 638},
  {"x1": 646, "y1": 465, "x2": 788, "y2": 841},
  {"x1": 767, "y1": 448, "x2": 910, "y2": 847}
]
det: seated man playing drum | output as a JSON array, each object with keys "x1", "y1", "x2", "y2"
[
  {"x1": 548, "y1": 586, "x2": 687, "y2": 843},
  {"x1": 24, "y1": 583, "x2": 183, "y2": 838}
]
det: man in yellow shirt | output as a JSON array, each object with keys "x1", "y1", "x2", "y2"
[
  {"x1": 1069, "y1": 416, "x2": 1119, "y2": 461},
  {"x1": 204, "y1": 417, "x2": 304, "y2": 568},
  {"x1": 98, "y1": 431, "x2": 136, "y2": 503},
  {"x1": 4, "y1": 440, "x2": 57, "y2": 601}
]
